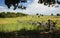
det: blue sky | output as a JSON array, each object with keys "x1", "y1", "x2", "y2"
[
  {"x1": 0, "y1": 0, "x2": 5, "y2": 6},
  {"x1": 0, "y1": 0, "x2": 60, "y2": 15}
]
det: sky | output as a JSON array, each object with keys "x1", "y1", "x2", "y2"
[{"x1": 0, "y1": 0, "x2": 60, "y2": 15}]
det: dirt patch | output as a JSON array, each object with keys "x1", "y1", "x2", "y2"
[{"x1": 0, "y1": 20, "x2": 8, "y2": 24}]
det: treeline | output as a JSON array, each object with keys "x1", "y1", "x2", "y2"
[
  {"x1": 36, "y1": 13, "x2": 60, "y2": 16},
  {"x1": 0, "y1": 12, "x2": 27, "y2": 18},
  {"x1": 51, "y1": 13, "x2": 60, "y2": 16}
]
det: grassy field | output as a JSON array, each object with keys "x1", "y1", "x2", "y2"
[{"x1": 0, "y1": 15, "x2": 60, "y2": 32}]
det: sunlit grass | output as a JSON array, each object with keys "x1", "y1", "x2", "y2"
[{"x1": 0, "y1": 15, "x2": 60, "y2": 32}]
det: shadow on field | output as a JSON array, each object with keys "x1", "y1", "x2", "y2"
[{"x1": 0, "y1": 29, "x2": 60, "y2": 38}]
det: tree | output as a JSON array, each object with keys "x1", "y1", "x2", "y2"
[
  {"x1": 36, "y1": 13, "x2": 39, "y2": 15},
  {"x1": 57, "y1": 13, "x2": 60, "y2": 16},
  {"x1": 51, "y1": 13, "x2": 53, "y2": 16},
  {"x1": 5, "y1": 0, "x2": 27, "y2": 10},
  {"x1": 38, "y1": 0, "x2": 60, "y2": 7}
]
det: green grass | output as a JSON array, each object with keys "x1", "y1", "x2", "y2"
[
  {"x1": 0, "y1": 23, "x2": 41, "y2": 32},
  {"x1": 0, "y1": 15, "x2": 60, "y2": 32}
]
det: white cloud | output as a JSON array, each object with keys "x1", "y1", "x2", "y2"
[
  {"x1": 0, "y1": 6, "x2": 6, "y2": 12},
  {"x1": 24, "y1": 0, "x2": 60, "y2": 15}
]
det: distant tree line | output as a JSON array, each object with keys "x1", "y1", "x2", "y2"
[
  {"x1": 36, "y1": 13, "x2": 60, "y2": 16},
  {"x1": 51, "y1": 13, "x2": 60, "y2": 16},
  {"x1": 0, "y1": 12, "x2": 27, "y2": 18}
]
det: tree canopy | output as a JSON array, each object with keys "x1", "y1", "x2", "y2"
[
  {"x1": 5, "y1": 0, "x2": 27, "y2": 10},
  {"x1": 5, "y1": 0, "x2": 60, "y2": 10},
  {"x1": 38, "y1": 0, "x2": 60, "y2": 7}
]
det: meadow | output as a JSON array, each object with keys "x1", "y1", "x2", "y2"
[{"x1": 0, "y1": 15, "x2": 60, "y2": 32}]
